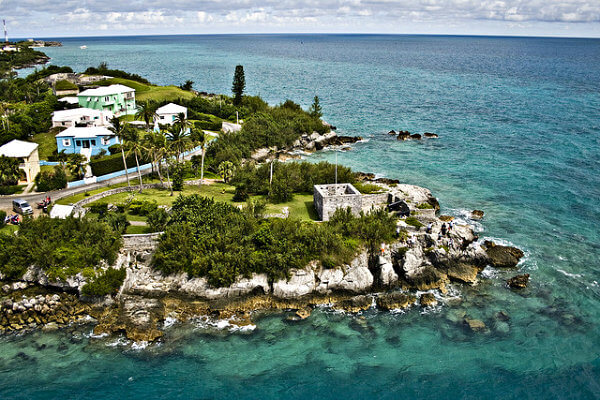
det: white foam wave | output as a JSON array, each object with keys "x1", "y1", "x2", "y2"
[
  {"x1": 163, "y1": 316, "x2": 178, "y2": 329},
  {"x1": 130, "y1": 341, "x2": 149, "y2": 350},
  {"x1": 557, "y1": 269, "x2": 584, "y2": 279}
]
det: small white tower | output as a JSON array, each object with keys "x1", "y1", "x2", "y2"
[{"x1": 3, "y1": 20, "x2": 7, "y2": 43}]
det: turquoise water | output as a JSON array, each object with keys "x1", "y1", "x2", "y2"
[{"x1": 5, "y1": 35, "x2": 600, "y2": 398}]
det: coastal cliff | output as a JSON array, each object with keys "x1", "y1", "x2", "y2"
[{"x1": 0, "y1": 182, "x2": 525, "y2": 342}]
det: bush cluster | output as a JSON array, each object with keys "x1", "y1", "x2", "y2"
[
  {"x1": 128, "y1": 199, "x2": 158, "y2": 216},
  {"x1": 89, "y1": 152, "x2": 142, "y2": 177},
  {"x1": 81, "y1": 267, "x2": 126, "y2": 296},
  {"x1": 35, "y1": 166, "x2": 67, "y2": 192},
  {"x1": 151, "y1": 194, "x2": 397, "y2": 287},
  {"x1": 0, "y1": 216, "x2": 122, "y2": 280}
]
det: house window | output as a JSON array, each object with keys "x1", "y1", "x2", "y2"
[
  {"x1": 101, "y1": 137, "x2": 110, "y2": 145},
  {"x1": 91, "y1": 140, "x2": 96, "y2": 146},
  {"x1": 76, "y1": 140, "x2": 81, "y2": 146},
  {"x1": 105, "y1": 96, "x2": 109, "y2": 102},
  {"x1": 62, "y1": 139, "x2": 71, "y2": 147}
]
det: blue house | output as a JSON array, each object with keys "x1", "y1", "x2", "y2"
[{"x1": 55, "y1": 126, "x2": 119, "y2": 157}]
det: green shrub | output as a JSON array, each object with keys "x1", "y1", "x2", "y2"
[
  {"x1": 0, "y1": 216, "x2": 122, "y2": 281},
  {"x1": 81, "y1": 267, "x2": 126, "y2": 296},
  {"x1": 0, "y1": 185, "x2": 22, "y2": 195},
  {"x1": 0, "y1": 210, "x2": 6, "y2": 228},
  {"x1": 405, "y1": 217, "x2": 423, "y2": 228},
  {"x1": 147, "y1": 208, "x2": 169, "y2": 232},
  {"x1": 416, "y1": 203, "x2": 434, "y2": 209},
  {"x1": 107, "y1": 144, "x2": 122, "y2": 155},
  {"x1": 171, "y1": 164, "x2": 184, "y2": 191},
  {"x1": 128, "y1": 199, "x2": 158, "y2": 216},
  {"x1": 354, "y1": 182, "x2": 384, "y2": 194},
  {"x1": 88, "y1": 202, "x2": 108, "y2": 215},
  {"x1": 103, "y1": 212, "x2": 129, "y2": 234},
  {"x1": 35, "y1": 166, "x2": 67, "y2": 192},
  {"x1": 55, "y1": 80, "x2": 77, "y2": 91},
  {"x1": 89, "y1": 152, "x2": 141, "y2": 176}
]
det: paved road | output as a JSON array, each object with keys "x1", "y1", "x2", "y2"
[{"x1": 0, "y1": 146, "x2": 205, "y2": 210}]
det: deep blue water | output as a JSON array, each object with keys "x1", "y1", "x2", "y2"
[{"x1": 5, "y1": 34, "x2": 600, "y2": 399}]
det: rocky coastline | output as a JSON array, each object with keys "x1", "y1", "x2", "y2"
[{"x1": 0, "y1": 178, "x2": 526, "y2": 342}]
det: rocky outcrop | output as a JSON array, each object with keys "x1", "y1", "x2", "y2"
[
  {"x1": 388, "y1": 130, "x2": 397, "y2": 135},
  {"x1": 464, "y1": 317, "x2": 487, "y2": 332},
  {"x1": 376, "y1": 293, "x2": 416, "y2": 310},
  {"x1": 424, "y1": 132, "x2": 439, "y2": 138},
  {"x1": 484, "y1": 242, "x2": 524, "y2": 268},
  {"x1": 471, "y1": 210, "x2": 485, "y2": 220},
  {"x1": 507, "y1": 274, "x2": 529, "y2": 289},
  {"x1": 333, "y1": 295, "x2": 372, "y2": 313},
  {"x1": 410, "y1": 133, "x2": 422, "y2": 140},
  {"x1": 446, "y1": 263, "x2": 479, "y2": 284},
  {"x1": 420, "y1": 293, "x2": 438, "y2": 307},
  {"x1": 397, "y1": 131, "x2": 411, "y2": 140}
]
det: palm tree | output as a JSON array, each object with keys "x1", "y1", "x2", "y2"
[
  {"x1": 174, "y1": 112, "x2": 191, "y2": 135},
  {"x1": 67, "y1": 153, "x2": 87, "y2": 180},
  {"x1": 135, "y1": 100, "x2": 157, "y2": 131},
  {"x1": 108, "y1": 116, "x2": 131, "y2": 187},
  {"x1": 190, "y1": 123, "x2": 208, "y2": 186},
  {"x1": 142, "y1": 130, "x2": 167, "y2": 184},
  {"x1": 124, "y1": 128, "x2": 145, "y2": 192},
  {"x1": 0, "y1": 155, "x2": 20, "y2": 186},
  {"x1": 165, "y1": 123, "x2": 190, "y2": 162},
  {"x1": 218, "y1": 161, "x2": 234, "y2": 183}
]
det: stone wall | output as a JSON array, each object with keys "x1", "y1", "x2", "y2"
[
  {"x1": 361, "y1": 192, "x2": 390, "y2": 212},
  {"x1": 122, "y1": 233, "x2": 162, "y2": 252},
  {"x1": 314, "y1": 183, "x2": 363, "y2": 221}
]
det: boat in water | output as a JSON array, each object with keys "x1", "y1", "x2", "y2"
[{"x1": 80, "y1": 45, "x2": 87, "y2": 49}]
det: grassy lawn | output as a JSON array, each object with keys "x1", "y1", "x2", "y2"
[
  {"x1": 84, "y1": 183, "x2": 319, "y2": 221},
  {"x1": 32, "y1": 131, "x2": 58, "y2": 160},
  {"x1": 97, "y1": 78, "x2": 195, "y2": 103},
  {"x1": 0, "y1": 225, "x2": 18, "y2": 235},
  {"x1": 125, "y1": 225, "x2": 151, "y2": 234}
]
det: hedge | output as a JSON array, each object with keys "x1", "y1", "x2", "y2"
[
  {"x1": 89, "y1": 152, "x2": 144, "y2": 177},
  {"x1": 55, "y1": 80, "x2": 77, "y2": 91}
]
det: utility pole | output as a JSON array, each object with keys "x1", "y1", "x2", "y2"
[
  {"x1": 3, "y1": 20, "x2": 7, "y2": 43},
  {"x1": 335, "y1": 150, "x2": 338, "y2": 185}
]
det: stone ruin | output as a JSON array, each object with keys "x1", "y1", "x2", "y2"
[{"x1": 313, "y1": 183, "x2": 363, "y2": 221}]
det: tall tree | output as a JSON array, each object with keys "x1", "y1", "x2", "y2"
[
  {"x1": 165, "y1": 123, "x2": 190, "y2": 162},
  {"x1": 190, "y1": 123, "x2": 207, "y2": 186},
  {"x1": 218, "y1": 161, "x2": 234, "y2": 183},
  {"x1": 124, "y1": 128, "x2": 145, "y2": 192},
  {"x1": 309, "y1": 95, "x2": 323, "y2": 119},
  {"x1": 67, "y1": 153, "x2": 87, "y2": 180},
  {"x1": 135, "y1": 100, "x2": 157, "y2": 131},
  {"x1": 232, "y1": 65, "x2": 246, "y2": 105},
  {"x1": 108, "y1": 116, "x2": 131, "y2": 187},
  {"x1": 142, "y1": 130, "x2": 167, "y2": 184},
  {"x1": 0, "y1": 155, "x2": 20, "y2": 186},
  {"x1": 180, "y1": 80, "x2": 194, "y2": 91}
]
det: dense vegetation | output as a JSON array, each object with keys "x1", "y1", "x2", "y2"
[
  {"x1": 231, "y1": 161, "x2": 356, "y2": 202},
  {"x1": 151, "y1": 195, "x2": 397, "y2": 287},
  {"x1": 0, "y1": 46, "x2": 49, "y2": 77},
  {"x1": 84, "y1": 63, "x2": 150, "y2": 84},
  {"x1": 0, "y1": 216, "x2": 122, "y2": 281},
  {"x1": 34, "y1": 166, "x2": 67, "y2": 192},
  {"x1": 206, "y1": 99, "x2": 329, "y2": 168},
  {"x1": 81, "y1": 267, "x2": 126, "y2": 296}
]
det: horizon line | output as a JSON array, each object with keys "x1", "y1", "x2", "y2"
[{"x1": 10, "y1": 32, "x2": 600, "y2": 41}]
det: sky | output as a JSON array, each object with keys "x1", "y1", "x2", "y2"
[{"x1": 1, "y1": 0, "x2": 599, "y2": 38}]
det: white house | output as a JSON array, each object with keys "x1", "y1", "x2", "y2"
[
  {"x1": 52, "y1": 108, "x2": 113, "y2": 128},
  {"x1": 154, "y1": 103, "x2": 187, "y2": 128},
  {"x1": 0, "y1": 140, "x2": 40, "y2": 184}
]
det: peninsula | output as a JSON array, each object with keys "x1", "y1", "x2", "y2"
[{"x1": 0, "y1": 64, "x2": 526, "y2": 343}]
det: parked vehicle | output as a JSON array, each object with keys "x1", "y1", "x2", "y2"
[{"x1": 12, "y1": 199, "x2": 33, "y2": 215}]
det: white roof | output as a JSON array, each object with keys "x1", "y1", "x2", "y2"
[
  {"x1": 55, "y1": 126, "x2": 114, "y2": 138},
  {"x1": 79, "y1": 84, "x2": 135, "y2": 97},
  {"x1": 52, "y1": 108, "x2": 103, "y2": 121},
  {"x1": 58, "y1": 97, "x2": 79, "y2": 104},
  {"x1": 50, "y1": 204, "x2": 74, "y2": 219},
  {"x1": 0, "y1": 140, "x2": 39, "y2": 158},
  {"x1": 156, "y1": 103, "x2": 187, "y2": 115}
]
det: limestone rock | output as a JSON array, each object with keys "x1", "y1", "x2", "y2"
[
  {"x1": 388, "y1": 130, "x2": 397, "y2": 135},
  {"x1": 333, "y1": 295, "x2": 372, "y2": 313},
  {"x1": 295, "y1": 308, "x2": 311, "y2": 320},
  {"x1": 379, "y1": 257, "x2": 398, "y2": 286},
  {"x1": 420, "y1": 293, "x2": 438, "y2": 307},
  {"x1": 376, "y1": 293, "x2": 416, "y2": 311},
  {"x1": 424, "y1": 132, "x2": 439, "y2": 138},
  {"x1": 507, "y1": 274, "x2": 529, "y2": 289},
  {"x1": 446, "y1": 263, "x2": 479, "y2": 284},
  {"x1": 471, "y1": 210, "x2": 485, "y2": 220},
  {"x1": 485, "y1": 243, "x2": 524, "y2": 268},
  {"x1": 410, "y1": 133, "x2": 422, "y2": 140},
  {"x1": 464, "y1": 318, "x2": 487, "y2": 332},
  {"x1": 273, "y1": 267, "x2": 316, "y2": 299}
]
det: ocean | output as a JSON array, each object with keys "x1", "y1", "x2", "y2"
[{"x1": 4, "y1": 34, "x2": 600, "y2": 399}]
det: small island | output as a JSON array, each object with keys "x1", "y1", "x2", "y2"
[{"x1": 0, "y1": 64, "x2": 525, "y2": 343}]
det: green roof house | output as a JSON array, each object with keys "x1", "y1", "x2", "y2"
[{"x1": 77, "y1": 84, "x2": 136, "y2": 116}]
